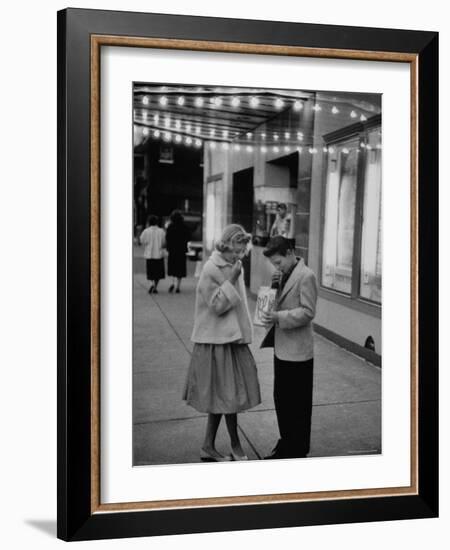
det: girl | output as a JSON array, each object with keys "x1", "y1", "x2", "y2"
[
  {"x1": 139, "y1": 215, "x2": 165, "y2": 294},
  {"x1": 183, "y1": 224, "x2": 261, "y2": 461}
]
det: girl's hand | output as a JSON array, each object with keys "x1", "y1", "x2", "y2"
[{"x1": 229, "y1": 260, "x2": 242, "y2": 284}]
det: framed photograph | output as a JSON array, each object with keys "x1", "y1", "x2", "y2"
[{"x1": 57, "y1": 8, "x2": 438, "y2": 541}]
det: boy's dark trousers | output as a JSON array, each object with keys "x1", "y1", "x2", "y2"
[{"x1": 273, "y1": 355, "x2": 314, "y2": 458}]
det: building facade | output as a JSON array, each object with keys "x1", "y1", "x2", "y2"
[{"x1": 203, "y1": 91, "x2": 382, "y2": 363}]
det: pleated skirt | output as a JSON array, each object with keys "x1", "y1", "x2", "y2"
[{"x1": 183, "y1": 343, "x2": 261, "y2": 414}]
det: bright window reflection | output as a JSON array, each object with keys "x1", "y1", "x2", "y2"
[
  {"x1": 206, "y1": 179, "x2": 224, "y2": 251},
  {"x1": 360, "y1": 129, "x2": 382, "y2": 303},
  {"x1": 322, "y1": 138, "x2": 359, "y2": 294}
]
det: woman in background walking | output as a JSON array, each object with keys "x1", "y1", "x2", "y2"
[
  {"x1": 183, "y1": 224, "x2": 261, "y2": 462},
  {"x1": 166, "y1": 210, "x2": 190, "y2": 293},
  {"x1": 139, "y1": 215, "x2": 165, "y2": 294}
]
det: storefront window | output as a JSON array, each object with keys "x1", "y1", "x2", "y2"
[
  {"x1": 360, "y1": 128, "x2": 382, "y2": 303},
  {"x1": 321, "y1": 123, "x2": 382, "y2": 306},
  {"x1": 322, "y1": 137, "x2": 359, "y2": 294}
]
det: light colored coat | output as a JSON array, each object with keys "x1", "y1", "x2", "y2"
[
  {"x1": 140, "y1": 226, "x2": 165, "y2": 259},
  {"x1": 261, "y1": 258, "x2": 318, "y2": 362},
  {"x1": 191, "y1": 251, "x2": 253, "y2": 344}
]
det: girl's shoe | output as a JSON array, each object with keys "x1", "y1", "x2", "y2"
[
  {"x1": 230, "y1": 450, "x2": 249, "y2": 461},
  {"x1": 148, "y1": 285, "x2": 154, "y2": 294},
  {"x1": 168, "y1": 284, "x2": 175, "y2": 293},
  {"x1": 176, "y1": 288, "x2": 180, "y2": 293},
  {"x1": 200, "y1": 449, "x2": 232, "y2": 462}
]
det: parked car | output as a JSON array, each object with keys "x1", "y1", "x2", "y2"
[{"x1": 187, "y1": 241, "x2": 203, "y2": 262}]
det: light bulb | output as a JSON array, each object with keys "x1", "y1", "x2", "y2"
[
  {"x1": 274, "y1": 98, "x2": 284, "y2": 109},
  {"x1": 159, "y1": 96, "x2": 168, "y2": 106},
  {"x1": 177, "y1": 96, "x2": 185, "y2": 106},
  {"x1": 250, "y1": 97, "x2": 259, "y2": 108},
  {"x1": 293, "y1": 100, "x2": 303, "y2": 111}
]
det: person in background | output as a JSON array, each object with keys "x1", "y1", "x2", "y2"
[
  {"x1": 183, "y1": 224, "x2": 261, "y2": 462},
  {"x1": 139, "y1": 215, "x2": 165, "y2": 294},
  {"x1": 166, "y1": 210, "x2": 190, "y2": 293},
  {"x1": 261, "y1": 236, "x2": 318, "y2": 459},
  {"x1": 270, "y1": 202, "x2": 292, "y2": 238}
]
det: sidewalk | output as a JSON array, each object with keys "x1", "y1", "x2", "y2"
[{"x1": 133, "y1": 254, "x2": 381, "y2": 465}]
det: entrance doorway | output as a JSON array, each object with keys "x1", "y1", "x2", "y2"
[{"x1": 232, "y1": 168, "x2": 254, "y2": 286}]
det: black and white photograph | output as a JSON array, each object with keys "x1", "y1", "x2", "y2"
[
  {"x1": 0, "y1": 0, "x2": 445, "y2": 546},
  {"x1": 132, "y1": 83, "x2": 382, "y2": 466}
]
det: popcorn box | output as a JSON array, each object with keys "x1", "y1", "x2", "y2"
[{"x1": 253, "y1": 286, "x2": 277, "y2": 326}]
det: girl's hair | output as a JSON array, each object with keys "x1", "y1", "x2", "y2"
[
  {"x1": 148, "y1": 215, "x2": 158, "y2": 226},
  {"x1": 169, "y1": 210, "x2": 184, "y2": 225},
  {"x1": 216, "y1": 224, "x2": 252, "y2": 253}
]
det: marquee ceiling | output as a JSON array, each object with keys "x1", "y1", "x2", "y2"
[{"x1": 133, "y1": 84, "x2": 382, "y2": 150}]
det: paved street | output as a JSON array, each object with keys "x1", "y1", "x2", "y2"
[{"x1": 133, "y1": 249, "x2": 381, "y2": 465}]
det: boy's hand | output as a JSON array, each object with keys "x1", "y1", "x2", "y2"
[
  {"x1": 271, "y1": 270, "x2": 282, "y2": 287},
  {"x1": 261, "y1": 311, "x2": 278, "y2": 327}
]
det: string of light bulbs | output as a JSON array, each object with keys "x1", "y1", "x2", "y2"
[
  {"x1": 139, "y1": 94, "x2": 371, "y2": 122},
  {"x1": 137, "y1": 124, "x2": 381, "y2": 156}
]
